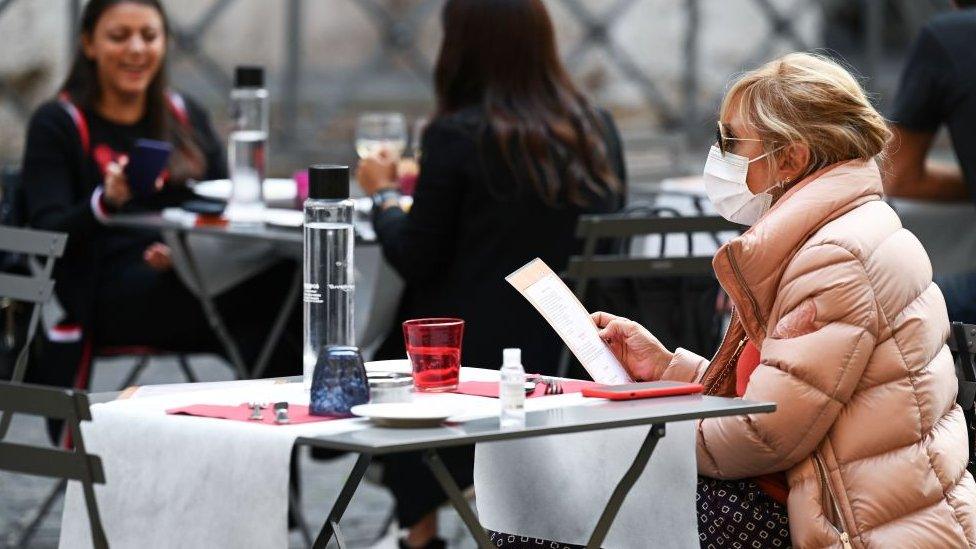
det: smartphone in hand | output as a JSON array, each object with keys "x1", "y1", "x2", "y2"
[{"x1": 124, "y1": 139, "x2": 173, "y2": 197}]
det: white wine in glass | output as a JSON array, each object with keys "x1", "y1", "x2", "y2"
[
  {"x1": 411, "y1": 117, "x2": 429, "y2": 159},
  {"x1": 355, "y1": 112, "x2": 407, "y2": 159}
]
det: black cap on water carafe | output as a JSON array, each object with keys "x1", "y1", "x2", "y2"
[
  {"x1": 308, "y1": 164, "x2": 349, "y2": 200},
  {"x1": 234, "y1": 66, "x2": 265, "y2": 88}
]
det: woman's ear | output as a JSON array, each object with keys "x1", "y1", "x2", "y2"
[
  {"x1": 778, "y1": 143, "x2": 810, "y2": 183},
  {"x1": 81, "y1": 33, "x2": 95, "y2": 60}
]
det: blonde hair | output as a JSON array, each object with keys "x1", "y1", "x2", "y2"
[{"x1": 720, "y1": 52, "x2": 891, "y2": 180}]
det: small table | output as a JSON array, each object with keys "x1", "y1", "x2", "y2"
[
  {"x1": 104, "y1": 209, "x2": 379, "y2": 379},
  {"x1": 297, "y1": 394, "x2": 774, "y2": 549}
]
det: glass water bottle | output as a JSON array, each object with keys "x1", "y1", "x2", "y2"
[
  {"x1": 303, "y1": 165, "x2": 355, "y2": 389},
  {"x1": 228, "y1": 65, "x2": 268, "y2": 220}
]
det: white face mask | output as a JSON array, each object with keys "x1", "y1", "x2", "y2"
[{"x1": 702, "y1": 145, "x2": 782, "y2": 226}]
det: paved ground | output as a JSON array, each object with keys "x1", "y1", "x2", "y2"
[{"x1": 0, "y1": 356, "x2": 478, "y2": 548}]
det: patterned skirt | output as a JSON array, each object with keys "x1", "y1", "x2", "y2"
[{"x1": 486, "y1": 477, "x2": 791, "y2": 549}]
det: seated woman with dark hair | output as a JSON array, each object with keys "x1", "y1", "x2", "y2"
[{"x1": 356, "y1": 0, "x2": 627, "y2": 546}]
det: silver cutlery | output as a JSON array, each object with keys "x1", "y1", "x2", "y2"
[
  {"x1": 274, "y1": 402, "x2": 290, "y2": 424},
  {"x1": 247, "y1": 402, "x2": 267, "y2": 420},
  {"x1": 539, "y1": 376, "x2": 564, "y2": 395}
]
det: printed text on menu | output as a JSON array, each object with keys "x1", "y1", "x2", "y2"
[{"x1": 524, "y1": 274, "x2": 632, "y2": 384}]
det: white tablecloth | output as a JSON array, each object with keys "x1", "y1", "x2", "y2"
[
  {"x1": 59, "y1": 364, "x2": 698, "y2": 548},
  {"x1": 475, "y1": 422, "x2": 696, "y2": 548},
  {"x1": 58, "y1": 379, "x2": 348, "y2": 549}
]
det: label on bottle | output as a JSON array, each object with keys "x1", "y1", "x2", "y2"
[
  {"x1": 303, "y1": 283, "x2": 323, "y2": 303},
  {"x1": 500, "y1": 381, "x2": 525, "y2": 410}
]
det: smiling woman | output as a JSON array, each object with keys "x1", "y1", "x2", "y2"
[
  {"x1": 81, "y1": 2, "x2": 165, "y2": 116},
  {"x1": 61, "y1": 0, "x2": 207, "y2": 187},
  {"x1": 19, "y1": 0, "x2": 302, "y2": 423}
]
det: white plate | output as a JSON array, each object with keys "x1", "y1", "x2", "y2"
[
  {"x1": 263, "y1": 208, "x2": 304, "y2": 229},
  {"x1": 351, "y1": 402, "x2": 458, "y2": 428},
  {"x1": 194, "y1": 178, "x2": 297, "y2": 204},
  {"x1": 365, "y1": 359, "x2": 413, "y2": 374}
]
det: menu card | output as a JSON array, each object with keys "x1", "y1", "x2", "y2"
[{"x1": 506, "y1": 258, "x2": 632, "y2": 384}]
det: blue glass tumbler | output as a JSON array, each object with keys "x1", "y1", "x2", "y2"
[{"x1": 310, "y1": 346, "x2": 370, "y2": 416}]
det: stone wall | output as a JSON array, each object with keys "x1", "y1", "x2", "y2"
[{"x1": 0, "y1": 0, "x2": 821, "y2": 171}]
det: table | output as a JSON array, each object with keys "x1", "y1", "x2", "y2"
[
  {"x1": 104, "y1": 202, "x2": 401, "y2": 379},
  {"x1": 297, "y1": 390, "x2": 774, "y2": 549},
  {"x1": 63, "y1": 367, "x2": 773, "y2": 549}
]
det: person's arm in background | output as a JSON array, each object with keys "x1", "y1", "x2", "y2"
[
  {"x1": 884, "y1": 23, "x2": 967, "y2": 201},
  {"x1": 368, "y1": 119, "x2": 467, "y2": 283},
  {"x1": 886, "y1": 125, "x2": 966, "y2": 201}
]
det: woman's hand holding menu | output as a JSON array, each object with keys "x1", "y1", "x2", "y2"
[{"x1": 591, "y1": 311, "x2": 674, "y2": 382}]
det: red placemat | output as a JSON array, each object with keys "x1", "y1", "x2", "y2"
[
  {"x1": 166, "y1": 403, "x2": 344, "y2": 425},
  {"x1": 457, "y1": 379, "x2": 599, "y2": 399}
]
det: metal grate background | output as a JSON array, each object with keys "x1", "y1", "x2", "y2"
[{"x1": 0, "y1": 0, "x2": 954, "y2": 181}]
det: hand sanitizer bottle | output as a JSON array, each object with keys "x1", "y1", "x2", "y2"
[{"x1": 500, "y1": 348, "x2": 526, "y2": 428}]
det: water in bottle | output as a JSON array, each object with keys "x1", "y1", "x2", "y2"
[
  {"x1": 227, "y1": 66, "x2": 269, "y2": 224},
  {"x1": 303, "y1": 165, "x2": 355, "y2": 389}
]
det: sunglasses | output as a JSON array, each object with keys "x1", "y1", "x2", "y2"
[{"x1": 716, "y1": 121, "x2": 762, "y2": 156}]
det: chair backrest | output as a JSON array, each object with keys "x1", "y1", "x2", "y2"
[
  {"x1": 947, "y1": 321, "x2": 976, "y2": 476},
  {"x1": 0, "y1": 226, "x2": 67, "y2": 384},
  {"x1": 566, "y1": 213, "x2": 742, "y2": 300},
  {"x1": 0, "y1": 381, "x2": 108, "y2": 548},
  {"x1": 0, "y1": 227, "x2": 68, "y2": 447},
  {"x1": 557, "y1": 212, "x2": 743, "y2": 377}
]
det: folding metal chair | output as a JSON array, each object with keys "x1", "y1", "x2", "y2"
[
  {"x1": 947, "y1": 321, "x2": 976, "y2": 476},
  {"x1": 0, "y1": 226, "x2": 66, "y2": 432},
  {"x1": 558, "y1": 212, "x2": 743, "y2": 377},
  {"x1": 0, "y1": 381, "x2": 108, "y2": 548}
]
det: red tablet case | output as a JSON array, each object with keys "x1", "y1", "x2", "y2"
[{"x1": 581, "y1": 381, "x2": 704, "y2": 400}]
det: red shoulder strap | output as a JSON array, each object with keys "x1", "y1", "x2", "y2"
[
  {"x1": 57, "y1": 90, "x2": 189, "y2": 156},
  {"x1": 57, "y1": 92, "x2": 91, "y2": 156},
  {"x1": 165, "y1": 90, "x2": 190, "y2": 128}
]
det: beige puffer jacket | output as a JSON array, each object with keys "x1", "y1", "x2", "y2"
[{"x1": 657, "y1": 160, "x2": 976, "y2": 547}]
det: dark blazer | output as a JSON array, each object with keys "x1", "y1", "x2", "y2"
[{"x1": 373, "y1": 106, "x2": 626, "y2": 374}]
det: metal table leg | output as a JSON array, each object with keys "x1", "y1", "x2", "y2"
[
  {"x1": 585, "y1": 424, "x2": 666, "y2": 549},
  {"x1": 250, "y1": 265, "x2": 302, "y2": 379},
  {"x1": 312, "y1": 453, "x2": 372, "y2": 549},
  {"x1": 170, "y1": 231, "x2": 250, "y2": 379},
  {"x1": 423, "y1": 449, "x2": 492, "y2": 549},
  {"x1": 423, "y1": 424, "x2": 665, "y2": 549}
]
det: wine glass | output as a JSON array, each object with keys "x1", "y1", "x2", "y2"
[
  {"x1": 355, "y1": 112, "x2": 407, "y2": 159},
  {"x1": 411, "y1": 117, "x2": 428, "y2": 160}
]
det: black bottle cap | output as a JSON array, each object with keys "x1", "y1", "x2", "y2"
[
  {"x1": 234, "y1": 66, "x2": 264, "y2": 88},
  {"x1": 308, "y1": 165, "x2": 349, "y2": 200}
]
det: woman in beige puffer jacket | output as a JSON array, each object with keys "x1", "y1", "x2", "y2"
[{"x1": 595, "y1": 53, "x2": 976, "y2": 548}]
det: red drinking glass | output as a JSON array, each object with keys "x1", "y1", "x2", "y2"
[{"x1": 402, "y1": 318, "x2": 464, "y2": 392}]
